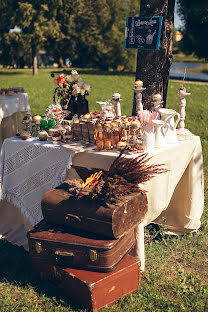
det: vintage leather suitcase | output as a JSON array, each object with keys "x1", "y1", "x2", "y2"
[
  {"x1": 27, "y1": 220, "x2": 135, "y2": 272},
  {"x1": 41, "y1": 180, "x2": 148, "y2": 239},
  {"x1": 32, "y1": 254, "x2": 140, "y2": 311}
]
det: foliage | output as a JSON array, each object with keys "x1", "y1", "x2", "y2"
[
  {"x1": 0, "y1": 0, "x2": 17, "y2": 64},
  {"x1": 0, "y1": 0, "x2": 17, "y2": 36},
  {"x1": 0, "y1": 32, "x2": 31, "y2": 68},
  {"x1": 177, "y1": 0, "x2": 208, "y2": 60},
  {"x1": 43, "y1": 0, "x2": 140, "y2": 71},
  {"x1": 0, "y1": 0, "x2": 140, "y2": 72}
]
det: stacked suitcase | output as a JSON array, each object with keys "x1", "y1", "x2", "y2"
[{"x1": 28, "y1": 179, "x2": 147, "y2": 311}]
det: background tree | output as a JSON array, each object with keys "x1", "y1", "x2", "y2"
[
  {"x1": 0, "y1": 0, "x2": 140, "y2": 72},
  {"x1": 72, "y1": 0, "x2": 140, "y2": 71},
  {"x1": 43, "y1": 0, "x2": 82, "y2": 68},
  {"x1": 177, "y1": 0, "x2": 208, "y2": 60},
  {"x1": 44, "y1": 0, "x2": 140, "y2": 71},
  {"x1": 0, "y1": 0, "x2": 17, "y2": 66},
  {"x1": 15, "y1": 1, "x2": 61, "y2": 75},
  {"x1": 133, "y1": 0, "x2": 175, "y2": 113},
  {"x1": 0, "y1": 32, "x2": 31, "y2": 68}
]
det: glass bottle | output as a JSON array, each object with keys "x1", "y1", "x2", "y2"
[
  {"x1": 22, "y1": 114, "x2": 31, "y2": 132},
  {"x1": 31, "y1": 120, "x2": 36, "y2": 137},
  {"x1": 96, "y1": 124, "x2": 104, "y2": 150},
  {"x1": 104, "y1": 123, "x2": 112, "y2": 150},
  {"x1": 111, "y1": 123, "x2": 119, "y2": 148},
  {"x1": 40, "y1": 115, "x2": 48, "y2": 131}
]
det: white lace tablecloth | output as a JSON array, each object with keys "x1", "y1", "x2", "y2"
[
  {"x1": 0, "y1": 137, "x2": 76, "y2": 227},
  {"x1": 0, "y1": 93, "x2": 30, "y2": 122}
]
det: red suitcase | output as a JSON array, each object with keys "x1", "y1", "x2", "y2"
[
  {"x1": 28, "y1": 221, "x2": 135, "y2": 272},
  {"x1": 32, "y1": 254, "x2": 140, "y2": 311}
]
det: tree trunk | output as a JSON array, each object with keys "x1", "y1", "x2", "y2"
[
  {"x1": 58, "y1": 55, "x2": 64, "y2": 68},
  {"x1": 132, "y1": 0, "x2": 175, "y2": 114},
  {"x1": 32, "y1": 45, "x2": 38, "y2": 75}
]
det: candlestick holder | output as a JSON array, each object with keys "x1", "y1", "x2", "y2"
[
  {"x1": 176, "y1": 90, "x2": 192, "y2": 139},
  {"x1": 132, "y1": 87, "x2": 146, "y2": 115},
  {"x1": 111, "y1": 94, "x2": 122, "y2": 117},
  {"x1": 151, "y1": 100, "x2": 163, "y2": 113},
  {"x1": 112, "y1": 98, "x2": 121, "y2": 117}
]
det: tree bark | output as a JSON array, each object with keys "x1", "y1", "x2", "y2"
[
  {"x1": 58, "y1": 55, "x2": 64, "y2": 68},
  {"x1": 132, "y1": 0, "x2": 175, "y2": 114},
  {"x1": 32, "y1": 45, "x2": 38, "y2": 75}
]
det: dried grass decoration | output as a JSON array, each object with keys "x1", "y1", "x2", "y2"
[{"x1": 78, "y1": 148, "x2": 168, "y2": 203}]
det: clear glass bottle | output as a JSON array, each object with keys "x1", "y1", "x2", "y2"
[
  {"x1": 96, "y1": 124, "x2": 104, "y2": 150},
  {"x1": 104, "y1": 123, "x2": 112, "y2": 150},
  {"x1": 22, "y1": 114, "x2": 31, "y2": 132},
  {"x1": 111, "y1": 123, "x2": 119, "y2": 148}
]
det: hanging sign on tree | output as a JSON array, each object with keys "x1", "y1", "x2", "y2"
[{"x1": 124, "y1": 16, "x2": 163, "y2": 50}]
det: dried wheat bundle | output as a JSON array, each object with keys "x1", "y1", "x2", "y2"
[
  {"x1": 89, "y1": 149, "x2": 167, "y2": 203},
  {"x1": 107, "y1": 149, "x2": 167, "y2": 184}
]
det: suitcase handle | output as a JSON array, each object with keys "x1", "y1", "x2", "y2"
[
  {"x1": 55, "y1": 250, "x2": 74, "y2": 257},
  {"x1": 65, "y1": 214, "x2": 82, "y2": 223},
  {"x1": 54, "y1": 250, "x2": 74, "y2": 264}
]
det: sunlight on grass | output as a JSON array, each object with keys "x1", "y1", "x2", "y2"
[{"x1": 0, "y1": 68, "x2": 208, "y2": 312}]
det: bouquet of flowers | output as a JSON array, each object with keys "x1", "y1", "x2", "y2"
[{"x1": 51, "y1": 70, "x2": 91, "y2": 117}]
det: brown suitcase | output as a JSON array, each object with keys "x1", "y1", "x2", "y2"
[
  {"x1": 27, "y1": 220, "x2": 135, "y2": 272},
  {"x1": 41, "y1": 180, "x2": 148, "y2": 239},
  {"x1": 32, "y1": 254, "x2": 140, "y2": 311}
]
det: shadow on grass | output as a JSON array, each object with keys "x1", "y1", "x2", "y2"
[
  {"x1": 50, "y1": 68, "x2": 136, "y2": 77},
  {"x1": 0, "y1": 71, "x2": 28, "y2": 76},
  {"x1": 0, "y1": 240, "x2": 82, "y2": 311}
]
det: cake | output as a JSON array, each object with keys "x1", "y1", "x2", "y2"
[
  {"x1": 134, "y1": 80, "x2": 143, "y2": 89},
  {"x1": 179, "y1": 87, "x2": 186, "y2": 93},
  {"x1": 130, "y1": 120, "x2": 141, "y2": 130},
  {"x1": 152, "y1": 93, "x2": 162, "y2": 102},
  {"x1": 101, "y1": 110, "x2": 114, "y2": 118},
  {"x1": 33, "y1": 114, "x2": 42, "y2": 124},
  {"x1": 20, "y1": 130, "x2": 31, "y2": 140},
  {"x1": 39, "y1": 130, "x2": 48, "y2": 141},
  {"x1": 83, "y1": 113, "x2": 91, "y2": 120},
  {"x1": 63, "y1": 126, "x2": 73, "y2": 140},
  {"x1": 112, "y1": 92, "x2": 121, "y2": 100},
  {"x1": 117, "y1": 141, "x2": 127, "y2": 150},
  {"x1": 51, "y1": 129, "x2": 62, "y2": 141}
]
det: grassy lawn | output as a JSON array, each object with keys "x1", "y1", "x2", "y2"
[
  {"x1": 0, "y1": 68, "x2": 208, "y2": 311},
  {"x1": 173, "y1": 52, "x2": 206, "y2": 63}
]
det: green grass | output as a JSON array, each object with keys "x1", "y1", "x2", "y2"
[
  {"x1": 173, "y1": 52, "x2": 206, "y2": 63},
  {"x1": 0, "y1": 68, "x2": 208, "y2": 311}
]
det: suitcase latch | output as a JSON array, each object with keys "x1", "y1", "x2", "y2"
[
  {"x1": 89, "y1": 249, "x2": 97, "y2": 262},
  {"x1": 35, "y1": 242, "x2": 42, "y2": 254}
]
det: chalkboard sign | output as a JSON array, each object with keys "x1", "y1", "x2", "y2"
[{"x1": 124, "y1": 16, "x2": 163, "y2": 50}]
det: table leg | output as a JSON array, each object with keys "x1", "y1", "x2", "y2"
[{"x1": 130, "y1": 221, "x2": 145, "y2": 271}]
